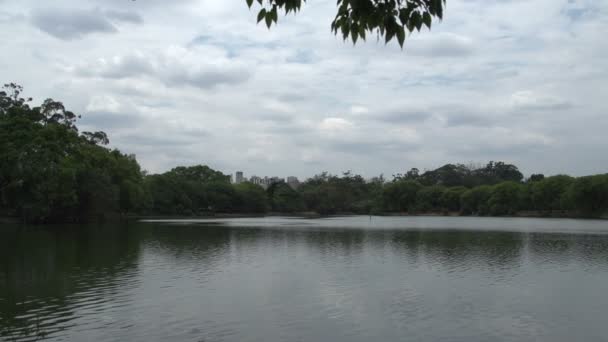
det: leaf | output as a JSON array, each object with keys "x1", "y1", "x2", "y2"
[
  {"x1": 272, "y1": 7, "x2": 278, "y2": 23},
  {"x1": 411, "y1": 12, "x2": 422, "y2": 32},
  {"x1": 341, "y1": 21, "x2": 349, "y2": 40},
  {"x1": 246, "y1": 0, "x2": 254, "y2": 8},
  {"x1": 396, "y1": 26, "x2": 405, "y2": 48},
  {"x1": 434, "y1": 0, "x2": 444, "y2": 19},
  {"x1": 358, "y1": 25, "x2": 366, "y2": 41},
  {"x1": 423, "y1": 12, "x2": 432, "y2": 29},
  {"x1": 265, "y1": 12, "x2": 273, "y2": 28},
  {"x1": 385, "y1": 28, "x2": 395, "y2": 44},
  {"x1": 257, "y1": 9, "x2": 266, "y2": 23}
]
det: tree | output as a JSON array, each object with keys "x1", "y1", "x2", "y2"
[
  {"x1": 564, "y1": 175, "x2": 608, "y2": 217},
  {"x1": 382, "y1": 179, "x2": 422, "y2": 212},
  {"x1": 246, "y1": 0, "x2": 446, "y2": 47},
  {"x1": 267, "y1": 181, "x2": 304, "y2": 212},
  {"x1": 530, "y1": 175, "x2": 574, "y2": 212},
  {"x1": 460, "y1": 185, "x2": 492, "y2": 215},
  {"x1": 298, "y1": 172, "x2": 371, "y2": 214},
  {"x1": 475, "y1": 161, "x2": 523, "y2": 184},
  {"x1": 235, "y1": 182, "x2": 269, "y2": 213},
  {"x1": 82, "y1": 131, "x2": 110, "y2": 145},
  {"x1": 487, "y1": 182, "x2": 524, "y2": 216},
  {"x1": 440, "y1": 186, "x2": 467, "y2": 212},
  {"x1": 528, "y1": 174, "x2": 545, "y2": 183},
  {"x1": 415, "y1": 185, "x2": 445, "y2": 212},
  {"x1": 0, "y1": 84, "x2": 148, "y2": 222}
]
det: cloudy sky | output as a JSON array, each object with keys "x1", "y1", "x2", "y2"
[{"x1": 1, "y1": 0, "x2": 607, "y2": 179}]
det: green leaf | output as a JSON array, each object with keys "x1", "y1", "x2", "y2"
[
  {"x1": 434, "y1": 0, "x2": 444, "y2": 19},
  {"x1": 385, "y1": 28, "x2": 395, "y2": 44},
  {"x1": 265, "y1": 12, "x2": 273, "y2": 28},
  {"x1": 272, "y1": 7, "x2": 278, "y2": 23},
  {"x1": 246, "y1": 0, "x2": 254, "y2": 8},
  {"x1": 257, "y1": 9, "x2": 266, "y2": 23},
  {"x1": 412, "y1": 12, "x2": 422, "y2": 32},
  {"x1": 358, "y1": 25, "x2": 366, "y2": 41},
  {"x1": 341, "y1": 21, "x2": 349, "y2": 40},
  {"x1": 423, "y1": 12, "x2": 432, "y2": 29},
  {"x1": 396, "y1": 26, "x2": 405, "y2": 48}
]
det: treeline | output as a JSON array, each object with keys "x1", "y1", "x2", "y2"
[
  {"x1": 0, "y1": 84, "x2": 146, "y2": 223},
  {"x1": 1, "y1": 84, "x2": 607, "y2": 223}
]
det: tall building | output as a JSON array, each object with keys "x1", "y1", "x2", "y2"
[{"x1": 235, "y1": 171, "x2": 244, "y2": 184}]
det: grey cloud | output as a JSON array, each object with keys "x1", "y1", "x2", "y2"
[
  {"x1": 286, "y1": 49, "x2": 317, "y2": 64},
  {"x1": 444, "y1": 112, "x2": 495, "y2": 127},
  {"x1": 258, "y1": 112, "x2": 295, "y2": 124},
  {"x1": 277, "y1": 93, "x2": 308, "y2": 103},
  {"x1": 31, "y1": 8, "x2": 142, "y2": 40},
  {"x1": 167, "y1": 68, "x2": 251, "y2": 89},
  {"x1": 74, "y1": 51, "x2": 251, "y2": 89},
  {"x1": 32, "y1": 8, "x2": 116, "y2": 40},
  {"x1": 327, "y1": 139, "x2": 420, "y2": 155},
  {"x1": 456, "y1": 141, "x2": 549, "y2": 158},
  {"x1": 375, "y1": 110, "x2": 431, "y2": 124},
  {"x1": 0, "y1": 11, "x2": 25, "y2": 24},
  {"x1": 104, "y1": 10, "x2": 143, "y2": 24},
  {"x1": 513, "y1": 101, "x2": 573, "y2": 112},
  {"x1": 409, "y1": 33, "x2": 475, "y2": 57},
  {"x1": 80, "y1": 110, "x2": 143, "y2": 130},
  {"x1": 117, "y1": 134, "x2": 200, "y2": 147}
]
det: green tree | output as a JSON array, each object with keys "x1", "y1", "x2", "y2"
[
  {"x1": 382, "y1": 179, "x2": 422, "y2": 212},
  {"x1": 488, "y1": 182, "x2": 524, "y2": 216},
  {"x1": 530, "y1": 175, "x2": 574, "y2": 212},
  {"x1": 235, "y1": 182, "x2": 269, "y2": 213},
  {"x1": 268, "y1": 182, "x2": 304, "y2": 212},
  {"x1": 564, "y1": 175, "x2": 608, "y2": 217},
  {"x1": 0, "y1": 84, "x2": 147, "y2": 222},
  {"x1": 460, "y1": 185, "x2": 492, "y2": 215},
  {"x1": 528, "y1": 174, "x2": 545, "y2": 183},
  {"x1": 440, "y1": 186, "x2": 467, "y2": 212},
  {"x1": 415, "y1": 185, "x2": 445, "y2": 212}
]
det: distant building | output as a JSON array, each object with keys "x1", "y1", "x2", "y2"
[
  {"x1": 235, "y1": 171, "x2": 244, "y2": 184},
  {"x1": 287, "y1": 176, "x2": 300, "y2": 189},
  {"x1": 250, "y1": 175, "x2": 264, "y2": 187},
  {"x1": 236, "y1": 173, "x2": 291, "y2": 189}
]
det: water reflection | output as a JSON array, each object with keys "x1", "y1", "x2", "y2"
[
  {"x1": 0, "y1": 225, "x2": 142, "y2": 341},
  {"x1": 1, "y1": 218, "x2": 608, "y2": 342}
]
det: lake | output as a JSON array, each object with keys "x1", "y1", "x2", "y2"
[{"x1": 1, "y1": 216, "x2": 608, "y2": 342}]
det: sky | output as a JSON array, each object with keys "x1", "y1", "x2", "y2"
[{"x1": 0, "y1": 0, "x2": 607, "y2": 179}]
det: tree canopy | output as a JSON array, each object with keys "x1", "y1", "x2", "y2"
[
  {"x1": 247, "y1": 0, "x2": 446, "y2": 47},
  {"x1": 2, "y1": 83, "x2": 607, "y2": 222}
]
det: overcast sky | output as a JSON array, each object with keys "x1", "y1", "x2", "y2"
[{"x1": 1, "y1": 0, "x2": 606, "y2": 179}]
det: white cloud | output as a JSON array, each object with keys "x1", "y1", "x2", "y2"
[
  {"x1": 510, "y1": 90, "x2": 572, "y2": 111},
  {"x1": 1, "y1": 0, "x2": 606, "y2": 178},
  {"x1": 319, "y1": 117, "x2": 354, "y2": 132}
]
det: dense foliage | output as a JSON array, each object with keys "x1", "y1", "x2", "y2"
[
  {"x1": 1, "y1": 84, "x2": 607, "y2": 223},
  {"x1": 0, "y1": 84, "x2": 145, "y2": 223}
]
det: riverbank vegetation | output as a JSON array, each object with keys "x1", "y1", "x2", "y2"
[{"x1": 2, "y1": 84, "x2": 607, "y2": 223}]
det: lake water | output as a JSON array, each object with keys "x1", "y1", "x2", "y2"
[{"x1": 1, "y1": 216, "x2": 608, "y2": 342}]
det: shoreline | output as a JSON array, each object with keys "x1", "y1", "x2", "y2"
[
  {"x1": 134, "y1": 211, "x2": 607, "y2": 221},
  {"x1": 2, "y1": 211, "x2": 605, "y2": 226}
]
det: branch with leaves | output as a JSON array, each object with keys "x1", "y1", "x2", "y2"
[{"x1": 246, "y1": 0, "x2": 446, "y2": 47}]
